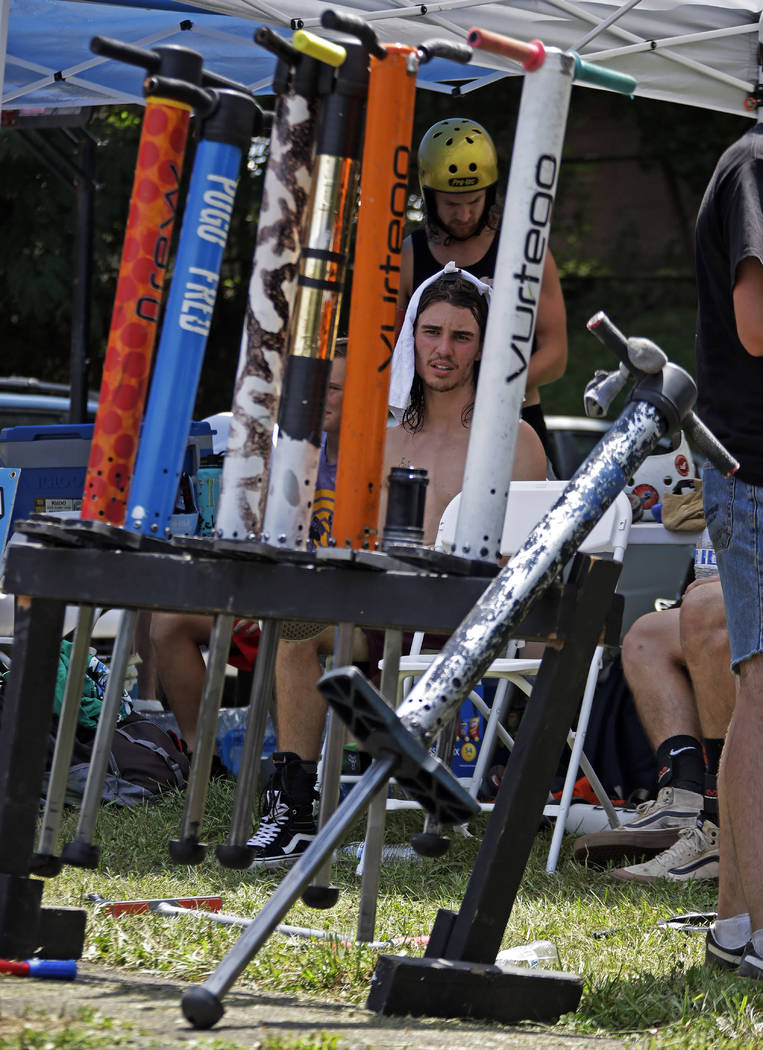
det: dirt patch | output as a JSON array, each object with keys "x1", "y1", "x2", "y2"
[{"x1": 0, "y1": 962, "x2": 628, "y2": 1049}]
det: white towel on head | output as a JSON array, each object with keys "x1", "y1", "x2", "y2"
[{"x1": 388, "y1": 261, "x2": 492, "y2": 424}]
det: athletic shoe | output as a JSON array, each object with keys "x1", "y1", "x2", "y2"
[
  {"x1": 248, "y1": 752, "x2": 318, "y2": 869},
  {"x1": 738, "y1": 944, "x2": 763, "y2": 980},
  {"x1": 705, "y1": 927, "x2": 745, "y2": 972},
  {"x1": 573, "y1": 786, "x2": 703, "y2": 866},
  {"x1": 609, "y1": 819, "x2": 719, "y2": 883}
]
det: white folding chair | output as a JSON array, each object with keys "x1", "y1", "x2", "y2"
[{"x1": 390, "y1": 481, "x2": 633, "y2": 872}]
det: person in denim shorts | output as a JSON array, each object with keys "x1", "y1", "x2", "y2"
[{"x1": 694, "y1": 120, "x2": 763, "y2": 978}]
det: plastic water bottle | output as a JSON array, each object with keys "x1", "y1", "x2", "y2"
[
  {"x1": 495, "y1": 940, "x2": 559, "y2": 969},
  {"x1": 694, "y1": 528, "x2": 718, "y2": 579},
  {"x1": 337, "y1": 841, "x2": 423, "y2": 865}
]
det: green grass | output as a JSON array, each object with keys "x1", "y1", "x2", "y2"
[{"x1": 29, "y1": 782, "x2": 763, "y2": 1049}]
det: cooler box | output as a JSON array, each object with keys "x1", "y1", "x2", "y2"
[{"x1": 0, "y1": 421, "x2": 213, "y2": 540}]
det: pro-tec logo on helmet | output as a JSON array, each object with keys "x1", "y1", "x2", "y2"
[{"x1": 448, "y1": 176, "x2": 479, "y2": 187}]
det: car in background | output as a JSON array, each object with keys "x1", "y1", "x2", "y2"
[
  {"x1": 0, "y1": 376, "x2": 99, "y2": 430},
  {"x1": 544, "y1": 415, "x2": 610, "y2": 479},
  {"x1": 1, "y1": 378, "x2": 100, "y2": 664}
]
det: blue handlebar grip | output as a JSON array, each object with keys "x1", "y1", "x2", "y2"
[
  {"x1": 572, "y1": 53, "x2": 636, "y2": 95},
  {"x1": 27, "y1": 959, "x2": 78, "y2": 979}
]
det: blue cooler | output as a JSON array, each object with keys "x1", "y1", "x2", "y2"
[{"x1": 0, "y1": 421, "x2": 213, "y2": 539}]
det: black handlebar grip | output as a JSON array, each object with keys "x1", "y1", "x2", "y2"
[
  {"x1": 684, "y1": 412, "x2": 739, "y2": 478},
  {"x1": 321, "y1": 9, "x2": 386, "y2": 58},
  {"x1": 254, "y1": 26, "x2": 300, "y2": 65},
  {"x1": 91, "y1": 35, "x2": 161, "y2": 72},
  {"x1": 586, "y1": 310, "x2": 633, "y2": 370},
  {"x1": 419, "y1": 39, "x2": 473, "y2": 64},
  {"x1": 144, "y1": 75, "x2": 213, "y2": 114}
]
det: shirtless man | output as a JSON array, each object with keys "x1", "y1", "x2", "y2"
[
  {"x1": 398, "y1": 118, "x2": 567, "y2": 465},
  {"x1": 249, "y1": 269, "x2": 546, "y2": 867}
]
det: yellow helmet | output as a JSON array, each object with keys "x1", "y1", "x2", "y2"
[{"x1": 418, "y1": 118, "x2": 498, "y2": 193}]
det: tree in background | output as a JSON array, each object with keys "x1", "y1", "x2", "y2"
[{"x1": 0, "y1": 85, "x2": 750, "y2": 420}]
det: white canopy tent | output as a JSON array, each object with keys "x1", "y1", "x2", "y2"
[
  {"x1": 2, "y1": 0, "x2": 763, "y2": 116},
  {"x1": 177, "y1": 0, "x2": 763, "y2": 115}
]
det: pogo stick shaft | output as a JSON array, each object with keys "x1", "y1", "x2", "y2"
[
  {"x1": 127, "y1": 88, "x2": 259, "y2": 537},
  {"x1": 261, "y1": 42, "x2": 367, "y2": 549},
  {"x1": 214, "y1": 36, "x2": 324, "y2": 540}
]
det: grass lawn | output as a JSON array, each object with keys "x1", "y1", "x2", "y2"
[{"x1": 21, "y1": 783, "x2": 763, "y2": 1050}]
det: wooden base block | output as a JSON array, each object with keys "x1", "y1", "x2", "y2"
[{"x1": 367, "y1": 954, "x2": 582, "y2": 1024}]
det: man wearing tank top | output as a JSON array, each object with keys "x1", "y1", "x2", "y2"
[{"x1": 397, "y1": 118, "x2": 567, "y2": 470}]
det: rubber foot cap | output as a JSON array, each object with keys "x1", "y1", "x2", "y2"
[
  {"x1": 28, "y1": 853, "x2": 63, "y2": 877},
  {"x1": 301, "y1": 884, "x2": 340, "y2": 910},
  {"x1": 168, "y1": 838, "x2": 206, "y2": 865},
  {"x1": 410, "y1": 832, "x2": 451, "y2": 858},
  {"x1": 215, "y1": 843, "x2": 255, "y2": 869},
  {"x1": 182, "y1": 986, "x2": 224, "y2": 1029},
  {"x1": 59, "y1": 841, "x2": 100, "y2": 869}
]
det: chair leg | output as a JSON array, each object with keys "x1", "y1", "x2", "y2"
[
  {"x1": 468, "y1": 678, "x2": 512, "y2": 800},
  {"x1": 545, "y1": 645, "x2": 620, "y2": 874}
]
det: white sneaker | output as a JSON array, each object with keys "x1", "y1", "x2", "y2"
[
  {"x1": 610, "y1": 819, "x2": 719, "y2": 883},
  {"x1": 573, "y1": 786, "x2": 703, "y2": 866}
]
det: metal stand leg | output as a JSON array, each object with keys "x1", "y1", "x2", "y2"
[
  {"x1": 216, "y1": 618, "x2": 281, "y2": 868},
  {"x1": 301, "y1": 622, "x2": 353, "y2": 909},
  {"x1": 365, "y1": 557, "x2": 620, "y2": 1024},
  {"x1": 32, "y1": 605, "x2": 96, "y2": 876},
  {"x1": 169, "y1": 614, "x2": 235, "y2": 865},
  {"x1": 182, "y1": 755, "x2": 394, "y2": 1030},
  {"x1": 0, "y1": 596, "x2": 86, "y2": 960},
  {"x1": 356, "y1": 628, "x2": 402, "y2": 942},
  {"x1": 60, "y1": 608, "x2": 137, "y2": 868}
]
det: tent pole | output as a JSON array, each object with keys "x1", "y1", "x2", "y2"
[{"x1": 69, "y1": 129, "x2": 95, "y2": 425}]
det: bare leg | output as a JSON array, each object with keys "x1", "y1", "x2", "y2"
[
  {"x1": 679, "y1": 577, "x2": 744, "y2": 921},
  {"x1": 275, "y1": 626, "x2": 369, "y2": 761},
  {"x1": 150, "y1": 612, "x2": 213, "y2": 751},
  {"x1": 621, "y1": 607, "x2": 702, "y2": 749},
  {"x1": 134, "y1": 610, "x2": 159, "y2": 699},
  {"x1": 716, "y1": 654, "x2": 763, "y2": 929},
  {"x1": 680, "y1": 578, "x2": 735, "y2": 740}
]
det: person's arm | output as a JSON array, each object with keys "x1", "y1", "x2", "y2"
[
  {"x1": 513, "y1": 420, "x2": 548, "y2": 481},
  {"x1": 733, "y1": 255, "x2": 763, "y2": 357},
  {"x1": 526, "y1": 249, "x2": 568, "y2": 391},
  {"x1": 395, "y1": 236, "x2": 414, "y2": 339}
]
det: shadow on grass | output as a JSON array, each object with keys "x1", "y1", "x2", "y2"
[{"x1": 578, "y1": 963, "x2": 763, "y2": 1040}]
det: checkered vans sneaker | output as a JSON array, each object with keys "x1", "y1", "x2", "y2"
[
  {"x1": 609, "y1": 819, "x2": 719, "y2": 883},
  {"x1": 573, "y1": 786, "x2": 703, "y2": 867},
  {"x1": 247, "y1": 752, "x2": 318, "y2": 869},
  {"x1": 705, "y1": 927, "x2": 746, "y2": 972}
]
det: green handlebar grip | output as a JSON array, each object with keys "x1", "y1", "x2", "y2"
[{"x1": 571, "y1": 52, "x2": 636, "y2": 95}]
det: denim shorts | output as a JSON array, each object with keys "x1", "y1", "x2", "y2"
[{"x1": 702, "y1": 463, "x2": 763, "y2": 672}]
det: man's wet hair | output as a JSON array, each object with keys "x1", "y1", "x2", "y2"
[
  {"x1": 414, "y1": 272, "x2": 489, "y2": 336},
  {"x1": 403, "y1": 273, "x2": 487, "y2": 433}
]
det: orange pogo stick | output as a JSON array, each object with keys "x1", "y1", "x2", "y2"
[{"x1": 326, "y1": 14, "x2": 472, "y2": 550}]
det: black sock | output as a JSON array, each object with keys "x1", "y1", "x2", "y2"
[
  {"x1": 701, "y1": 738, "x2": 724, "y2": 822},
  {"x1": 655, "y1": 735, "x2": 705, "y2": 795}
]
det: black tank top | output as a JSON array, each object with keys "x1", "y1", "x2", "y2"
[{"x1": 410, "y1": 227, "x2": 499, "y2": 292}]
